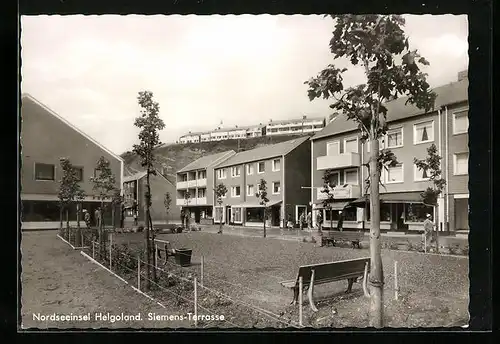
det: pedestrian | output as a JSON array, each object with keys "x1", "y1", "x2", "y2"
[
  {"x1": 84, "y1": 209, "x2": 91, "y2": 229},
  {"x1": 94, "y1": 208, "x2": 101, "y2": 228},
  {"x1": 287, "y1": 214, "x2": 294, "y2": 230},
  {"x1": 299, "y1": 212, "x2": 305, "y2": 231},
  {"x1": 337, "y1": 210, "x2": 344, "y2": 232},
  {"x1": 185, "y1": 211, "x2": 190, "y2": 230},
  {"x1": 180, "y1": 209, "x2": 185, "y2": 228},
  {"x1": 133, "y1": 209, "x2": 138, "y2": 226},
  {"x1": 120, "y1": 203, "x2": 125, "y2": 229},
  {"x1": 316, "y1": 211, "x2": 323, "y2": 232},
  {"x1": 306, "y1": 212, "x2": 312, "y2": 231},
  {"x1": 423, "y1": 213, "x2": 435, "y2": 250}
]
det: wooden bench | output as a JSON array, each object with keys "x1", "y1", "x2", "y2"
[
  {"x1": 279, "y1": 257, "x2": 370, "y2": 311},
  {"x1": 321, "y1": 231, "x2": 364, "y2": 248}
]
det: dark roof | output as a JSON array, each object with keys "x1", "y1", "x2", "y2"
[
  {"x1": 215, "y1": 136, "x2": 310, "y2": 168},
  {"x1": 177, "y1": 150, "x2": 236, "y2": 173},
  {"x1": 122, "y1": 169, "x2": 174, "y2": 186},
  {"x1": 311, "y1": 78, "x2": 469, "y2": 141}
]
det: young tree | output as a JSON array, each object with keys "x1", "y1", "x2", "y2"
[
  {"x1": 90, "y1": 156, "x2": 117, "y2": 256},
  {"x1": 58, "y1": 158, "x2": 85, "y2": 242},
  {"x1": 305, "y1": 15, "x2": 436, "y2": 327},
  {"x1": 414, "y1": 143, "x2": 446, "y2": 253},
  {"x1": 256, "y1": 179, "x2": 271, "y2": 238},
  {"x1": 321, "y1": 169, "x2": 338, "y2": 230},
  {"x1": 164, "y1": 192, "x2": 172, "y2": 223},
  {"x1": 133, "y1": 90, "x2": 165, "y2": 290},
  {"x1": 215, "y1": 183, "x2": 228, "y2": 234},
  {"x1": 111, "y1": 188, "x2": 123, "y2": 229}
]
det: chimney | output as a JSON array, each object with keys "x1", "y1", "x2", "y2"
[{"x1": 458, "y1": 70, "x2": 468, "y2": 82}]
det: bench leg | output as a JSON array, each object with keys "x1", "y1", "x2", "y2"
[
  {"x1": 346, "y1": 278, "x2": 355, "y2": 294},
  {"x1": 291, "y1": 286, "x2": 299, "y2": 305},
  {"x1": 308, "y1": 269, "x2": 318, "y2": 312}
]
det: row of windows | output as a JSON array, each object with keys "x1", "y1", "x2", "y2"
[
  {"x1": 217, "y1": 159, "x2": 281, "y2": 179},
  {"x1": 327, "y1": 111, "x2": 469, "y2": 156},
  {"x1": 32, "y1": 163, "x2": 85, "y2": 182},
  {"x1": 181, "y1": 188, "x2": 207, "y2": 198},
  {"x1": 219, "y1": 182, "x2": 282, "y2": 198},
  {"x1": 179, "y1": 170, "x2": 207, "y2": 182}
]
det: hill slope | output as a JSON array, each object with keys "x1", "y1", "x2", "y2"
[{"x1": 121, "y1": 134, "x2": 311, "y2": 182}]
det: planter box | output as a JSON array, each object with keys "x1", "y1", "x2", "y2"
[{"x1": 174, "y1": 248, "x2": 192, "y2": 266}]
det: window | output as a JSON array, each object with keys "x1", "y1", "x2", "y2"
[
  {"x1": 326, "y1": 140, "x2": 340, "y2": 156},
  {"x1": 198, "y1": 170, "x2": 207, "y2": 179},
  {"x1": 197, "y1": 188, "x2": 206, "y2": 198},
  {"x1": 325, "y1": 207, "x2": 357, "y2": 222},
  {"x1": 258, "y1": 161, "x2": 265, "y2": 173},
  {"x1": 413, "y1": 120, "x2": 434, "y2": 144},
  {"x1": 386, "y1": 127, "x2": 403, "y2": 148},
  {"x1": 246, "y1": 164, "x2": 254, "y2": 175},
  {"x1": 454, "y1": 152, "x2": 469, "y2": 175},
  {"x1": 214, "y1": 206, "x2": 224, "y2": 223},
  {"x1": 74, "y1": 167, "x2": 83, "y2": 182},
  {"x1": 246, "y1": 208, "x2": 264, "y2": 222},
  {"x1": 386, "y1": 164, "x2": 404, "y2": 183},
  {"x1": 414, "y1": 163, "x2": 430, "y2": 181},
  {"x1": 231, "y1": 166, "x2": 241, "y2": 177},
  {"x1": 344, "y1": 169, "x2": 359, "y2": 185},
  {"x1": 217, "y1": 169, "x2": 227, "y2": 179},
  {"x1": 247, "y1": 184, "x2": 254, "y2": 196},
  {"x1": 35, "y1": 163, "x2": 55, "y2": 181},
  {"x1": 272, "y1": 159, "x2": 281, "y2": 171},
  {"x1": 231, "y1": 186, "x2": 241, "y2": 197},
  {"x1": 404, "y1": 203, "x2": 434, "y2": 223},
  {"x1": 344, "y1": 137, "x2": 358, "y2": 153},
  {"x1": 272, "y1": 182, "x2": 281, "y2": 194},
  {"x1": 453, "y1": 110, "x2": 469, "y2": 134},
  {"x1": 366, "y1": 204, "x2": 392, "y2": 222},
  {"x1": 327, "y1": 172, "x2": 340, "y2": 187},
  {"x1": 232, "y1": 207, "x2": 242, "y2": 223}
]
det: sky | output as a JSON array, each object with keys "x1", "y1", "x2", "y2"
[{"x1": 20, "y1": 14, "x2": 469, "y2": 155}]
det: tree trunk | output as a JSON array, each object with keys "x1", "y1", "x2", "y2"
[
  {"x1": 330, "y1": 209, "x2": 333, "y2": 230},
  {"x1": 76, "y1": 203, "x2": 81, "y2": 247},
  {"x1": 434, "y1": 203, "x2": 439, "y2": 253},
  {"x1": 66, "y1": 208, "x2": 69, "y2": 241},
  {"x1": 263, "y1": 208, "x2": 267, "y2": 238},
  {"x1": 59, "y1": 206, "x2": 63, "y2": 236},
  {"x1": 144, "y1": 172, "x2": 152, "y2": 290},
  {"x1": 150, "y1": 213, "x2": 157, "y2": 282},
  {"x1": 369, "y1": 136, "x2": 384, "y2": 328},
  {"x1": 100, "y1": 200, "x2": 104, "y2": 257},
  {"x1": 112, "y1": 204, "x2": 115, "y2": 230},
  {"x1": 219, "y1": 205, "x2": 223, "y2": 232}
]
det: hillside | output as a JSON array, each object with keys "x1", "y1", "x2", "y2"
[{"x1": 121, "y1": 134, "x2": 311, "y2": 182}]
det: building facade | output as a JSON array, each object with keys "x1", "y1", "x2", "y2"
[
  {"x1": 122, "y1": 170, "x2": 181, "y2": 226},
  {"x1": 179, "y1": 132, "x2": 202, "y2": 144},
  {"x1": 310, "y1": 71, "x2": 469, "y2": 233},
  {"x1": 213, "y1": 137, "x2": 311, "y2": 228},
  {"x1": 176, "y1": 151, "x2": 236, "y2": 224},
  {"x1": 266, "y1": 116, "x2": 326, "y2": 136},
  {"x1": 20, "y1": 94, "x2": 124, "y2": 230}
]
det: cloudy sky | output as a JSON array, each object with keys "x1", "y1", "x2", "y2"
[{"x1": 21, "y1": 15, "x2": 468, "y2": 155}]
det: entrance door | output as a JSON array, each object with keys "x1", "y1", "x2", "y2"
[
  {"x1": 226, "y1": 207, "x2": 232, "y2": 225},
  {"x1": 455, "y1": 198, "x2": 469, "y2": 230},
  {"x1": 271, "y1": 206, "x2": 280, "y2": 226}
]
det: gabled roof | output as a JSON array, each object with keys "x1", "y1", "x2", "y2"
[
  {"x1": 311, "y1": 78, "x2": 469, "y2": 141},
  {"x1": 122, "y1": 168, "x2": 174, "y2": 186},
  {"x1": 214, "y1": 136, "x2": 310, "y2": 169},
  {"x1": 21, "y1": 94, "x2": 124, "y2": 162},
  {"x1": 177, "y1": 150, "x2": 236, "y2": 173}
]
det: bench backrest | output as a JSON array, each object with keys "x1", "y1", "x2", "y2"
[
  {"x1": 296, "y1": 257, "x2": 370, "y2": 285},
  {"x1": 334, "y1": 231, "x2": 364, "y2": 240}
]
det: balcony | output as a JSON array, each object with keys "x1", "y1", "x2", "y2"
[
  {"x1": 176, "y1": 197, "x2": 208, "y2": 206},
  {"x1": 197, "y1": 178, "x2": 207, "y2": 187},
  {"x1": 177, "y1": 181, "x2": 188, "y2": 189},
  {"x1": 196, "y1": 197, "x2": 207, "y2": 205},
  {"x1": 187, "y1": 180, "x2": 197, "y2": 188},
  {"x1": 316, "y1": 184, "x2": 361, "y2": 200},
  {"x1": 317, "y1": 152, "x2": 360, "y2": 170}
]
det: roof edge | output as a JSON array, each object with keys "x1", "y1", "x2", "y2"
[{"x1": 22, "y1": 94, "x2": 124, "y2": 163}]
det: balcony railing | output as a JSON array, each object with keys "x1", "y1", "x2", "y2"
[
  {"x1": 176, "y1": 197, "x2": 208, "y2": 206},
  {"x1": 317, "y1": 152, "x2": 361, "y2": 170},
  {"x1": 197, "y1": 178, "x2": 207, "y2": 187},
  {"x1": 316, "y1": 184, "x2": 361, "y2": 200}
]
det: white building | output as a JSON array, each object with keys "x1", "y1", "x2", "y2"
[
  {"x1": 246, "y1": 124, "x2": 266, "y2": 138},
  {"x1": 179, "y1": 132, "x2": 201, "y2": 144},
  {"x1": 266, "y1": 116, "x2": 326, "y2": 136},
  {"x1": 227, "y1": 126, "x2": 248, "y2": 139},
  {"x1": 200, "y1": 133, "x2": 211, "y2": 142}
]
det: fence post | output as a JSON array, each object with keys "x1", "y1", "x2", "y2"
[
  {"x1": 394, "y1": 261, "x2": 399, "y2": 301},
  {"x1": 92, "y1": 241, "x2": 95, "y2": 259},
  {"x1": 109, "y1": 233, "x2": 113, "y2": 270},
  {"x1": 201, "y1": 256, "x2": 204, "y2": 287},
  {"x1": 194, "y1": 277, "x2": 198, "y2": 328},
  {"x1": 298, "y1": 276, "x2": 303, "y2": 327},
  {"x1": 137, "y1": 254, "x2": 141, "y2": 291}
]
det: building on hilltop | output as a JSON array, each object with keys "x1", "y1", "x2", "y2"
[
  {"x1": 213, "y1": 136, "x2": 311, "y2": 228},
  {"x1": 266, "y1": 115, "x2": 326, "y2": 136},
  {"x1": 310, "y1": 70, "x2": 469, "y2": 234},
  {"x1": 20, "y1": 94, "x2": 124, "y2": 230},
  {"x1": 175, "y1": 150, "x2": 236, "y2": 224}
]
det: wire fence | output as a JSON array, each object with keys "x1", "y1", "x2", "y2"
[{"x1": 76, "y1": 232, "x2": 301, "y2": 328}]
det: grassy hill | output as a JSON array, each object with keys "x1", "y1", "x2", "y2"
[{"x1": 121, "y1": 134, "x2": 311, "y2": 182}]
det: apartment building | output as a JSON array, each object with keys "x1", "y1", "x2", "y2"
[
  {"x1": 20, "y1": 94, "x2": 124, "y2": 230},
  {"x1": 122, "y1": 170, "x2": 181, "y2": 226},
  {"x1": 266, "y1": 116, "x2": 326, "y2": 136},
  {"x1": 179, "y1": 132, "x2": 202, "y2": 144},
  {"x1": 310, "y1": 71, "x2": 469, "y2": 233},
  {"x1": 213, "y1": 137, "x2": 311, "y2": 228},
  {"x1": 176, "y1": 151, "x2": 236, "y2": 223}
]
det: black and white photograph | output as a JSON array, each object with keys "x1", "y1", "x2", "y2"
[{"x1": 19, "y1": 13, "x2": 476, "y2": 329}]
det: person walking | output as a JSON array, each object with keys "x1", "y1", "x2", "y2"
[
  {"x1": 337, "y1": 210, "x2": 344, "y2": 232},
  {"x1": 180, "y1": 209, "x2": 185, "y2": 228},
  {"x1": 423, "y1": 213, "x2": 435, "y2": 250},
  {"x1": 286, "y1": 214, "x2": 294, "y2": 231},
  {"x1": 316, "y1": 211, "x2": 323, "y2": 232},
  {"x1": 84, "y1": 209, "x2": 91, "y2": 229},
  {"x1": 306, "y1": 212, "x2": 312, "y2": 232},
  {"x1": 316, "y1": 211, "x2": 324, "y2": 247},
  {"x1": 299, "y1": 212, "x2": 305, "y2": 231}
]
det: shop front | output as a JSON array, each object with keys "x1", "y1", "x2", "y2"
[
  {"x1": 182, "y1": 206, "x2": 213, "y2": 224},
  {"x1": 231, "y1": 200, "x2": 282, "y2": 228}
]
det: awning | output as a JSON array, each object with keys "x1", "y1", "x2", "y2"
[
  {"x1": 231, "y1": 200, "x2": 282, "y2": 208},
  {"x1": 350, "y1": 192, "x2": 424, "y2": 208},
  {"x1": 313, "y1": 201, "x2": 351, "y2": 210}
]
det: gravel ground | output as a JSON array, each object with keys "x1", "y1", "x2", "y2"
[
  {"x1": 109, "y1": 231, "x2": 469, "y2": 328},
  {"x1": 20, "y1": 231, "x2": 193, "y2": 329}
]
